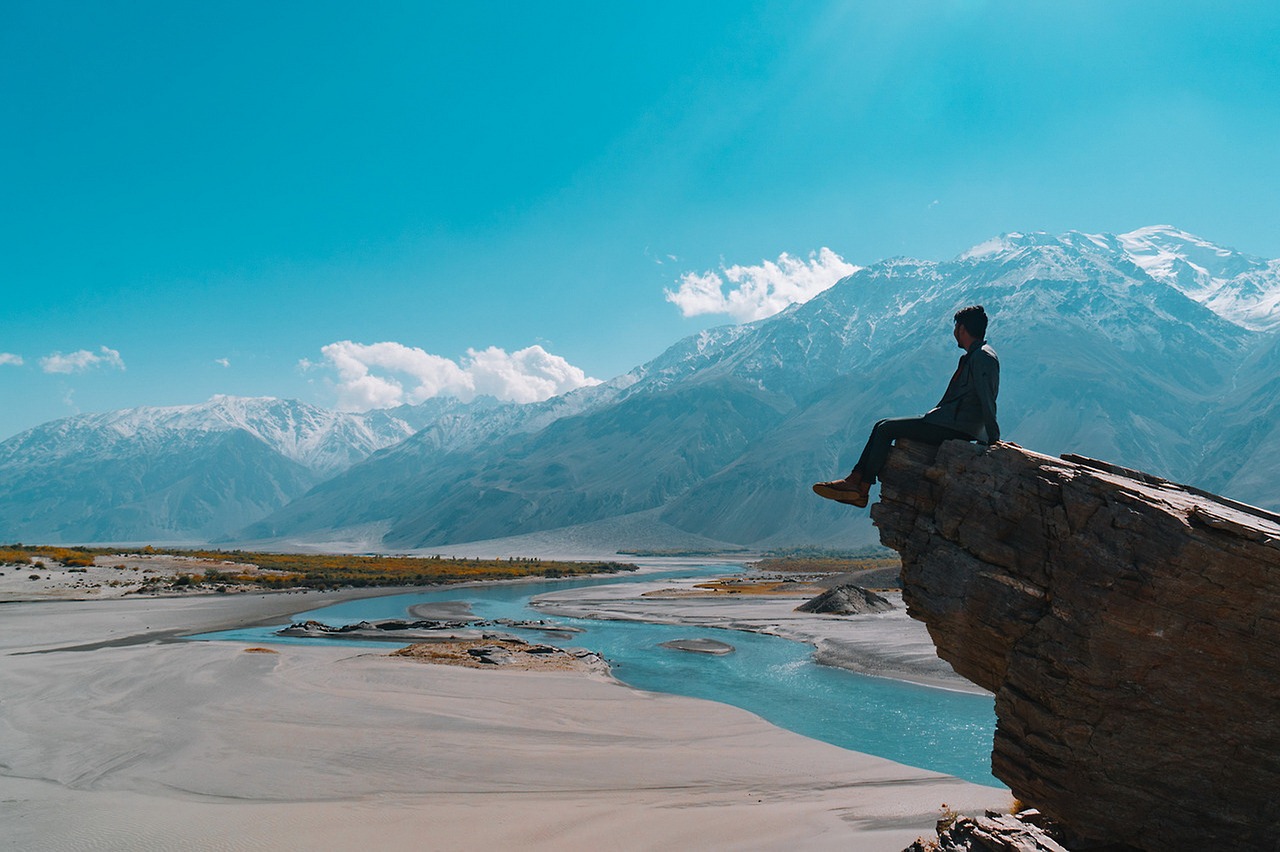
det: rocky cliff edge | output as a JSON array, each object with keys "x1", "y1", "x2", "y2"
[{"x1": 872, "y1": 440, "x2": 1280, "y2": 850}]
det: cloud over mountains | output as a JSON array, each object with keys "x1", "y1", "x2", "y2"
[
  {"x1": 666, "y1": 248, "x2": 859, "y2": 322},
  {"x1": 310, "y1": 340, "x2": 601, "y2": 411}
]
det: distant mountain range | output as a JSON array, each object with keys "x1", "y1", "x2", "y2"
[
  {"x1": 0, "y1": 396, "x2": 436, "y2": 543},
  {"x1": 3, "y1": 225, "x2": 1278, "y2": 549}
]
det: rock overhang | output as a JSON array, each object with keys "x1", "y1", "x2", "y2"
[{"x1": 873, "y1": 439, "x2": 1280, "y2": 850}]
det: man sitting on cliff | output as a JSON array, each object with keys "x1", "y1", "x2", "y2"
[{"x1": 813, "y1": 304, "x2": 1000, "y2": 508}]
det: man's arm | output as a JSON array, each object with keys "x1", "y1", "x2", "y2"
[{"x1": 972, "y1": 350, "x2": 1000, "y2": 444}]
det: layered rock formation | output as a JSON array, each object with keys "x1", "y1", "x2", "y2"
[{"x1": 872, "y1": 440, "x2": 1280, "y2": 850}]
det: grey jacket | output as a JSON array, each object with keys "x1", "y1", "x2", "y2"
[{"x1": 921, "y1": 339, "x2": 1000, "y2": 443}]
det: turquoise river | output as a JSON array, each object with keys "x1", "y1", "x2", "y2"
[{"x1": 193, "y1": 563, "x2": 1000, "y2": 787}]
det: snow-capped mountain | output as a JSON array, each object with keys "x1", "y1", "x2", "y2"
[
  {"x1": 960, "y1": 225, "x2": 1280, "y2": 332},
  {"x1": 6, "y1": 225, "x2": 1278, "y2": 549},
  {"x1": 0, "y1": 396, "x2": 448, "y2": 543},
  {"x1": 244, "y1": 226, "x2": 1280, "y2": 550},
  {"x1": 1114, "y1": 225, "x2": 1280, "y2": 331},
  {"x1": 0, "y1": 396, "x2": 423, "y2": 476}
]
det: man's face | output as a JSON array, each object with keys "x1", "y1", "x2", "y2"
[{"x1": 953, "y1": 322, "x2": 970, "y2": 349}]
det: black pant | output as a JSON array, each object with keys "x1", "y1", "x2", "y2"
[{"x1": 851, "y1": 417, "x2": 972, "y2": 484}]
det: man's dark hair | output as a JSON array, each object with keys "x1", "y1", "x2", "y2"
[{"x1": 954, "y1": 305, "x2": 988, "y2": 339}]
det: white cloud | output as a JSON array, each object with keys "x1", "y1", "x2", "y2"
[
  {"x1": 310, "y1": 340, "x2": 602, "y2": 411},
  {"x1": 665, "y1": 248, "x2": 859, "y2": 322},
  {"x1": 40, "y1": 346, "x2": 126, "y2": 374},
  {"x1": 0, "y1": 353, "x2": 22, "y2": 366},
  {"x1": 466, "y1": 345, "x2": 599, "y2": 404},
  {"x1": 215, "y1": 357, "x2": 231, "y2": 368}
]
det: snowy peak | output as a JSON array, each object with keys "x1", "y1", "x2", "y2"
[
  {"x1": 1117, "y1": 225, "x2": 1259, "y2": 288},
  {"x1": 955, "y1": 226, "x2": 1280, "y2": 331},
  {"x1": 1114, "y1": 225, "x2": 1280, "y2": 331},
  {"x1": 0, "y1": 396, "x2": 419, "y2": 475},
  {"x1": 957, "y1": 231, "x2": 1068, "y2": 261},
  {"x1": 954, "y1": 231, "x2": 1135, "y2": 286}
]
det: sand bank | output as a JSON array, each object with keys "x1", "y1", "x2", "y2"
[
  {"x1": 0, "y1": 553, "x2": 300, "y2": 602},
  {"x1": 1, "y1": 588, "x2": 1007, "y2": 851},
  {"x1": 392, "y1": 636, "x2": 609, "y2": 673}
]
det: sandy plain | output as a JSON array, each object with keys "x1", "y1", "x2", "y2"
[{"x1": 1, "y1": 578, "x2": 1009, "y2": 851}]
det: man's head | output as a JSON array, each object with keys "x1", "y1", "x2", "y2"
[{"x1": 953, "y1": 305, "x2": 988, "y2": 349}]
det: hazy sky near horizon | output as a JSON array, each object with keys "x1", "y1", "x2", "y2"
[{"x1": 4, "y1": 1, "x2": 1279, "y2": 438}]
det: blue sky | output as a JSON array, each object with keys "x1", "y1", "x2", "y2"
[{"x1": 3, "y1": 1, "x2": 1279, "y2": 437}]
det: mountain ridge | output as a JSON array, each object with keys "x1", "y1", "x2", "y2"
[
  {"x1": 240, "y1": 224, "x2": 1280, "y2": 550},
  {"x1": 3, "y1": 225, "x2": 1277, "y2": 547},
  {"x1": 0, "y1": 396, "x2": 438, "y2": 542}
]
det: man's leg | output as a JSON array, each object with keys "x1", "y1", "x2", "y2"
[
  {"x1": 814, "y1": 417, "x2": 970, "y2": 507},
  {"x1": 851, "y1": 416, "x2": 971, "y2": 485}
]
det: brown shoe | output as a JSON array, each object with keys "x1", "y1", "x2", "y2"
[{"x1": 812, "y1": 477, "x2": 869, "y2": 508}]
